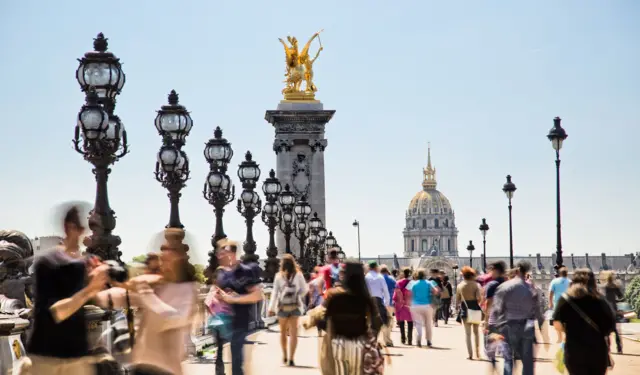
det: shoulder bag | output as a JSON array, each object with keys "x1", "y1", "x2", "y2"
[{"x1": 463, "y1": 298, "x2": 483, "y2": 325}]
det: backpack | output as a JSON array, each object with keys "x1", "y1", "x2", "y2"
[
  {"x1": 279, "y1": 275, "x2": 299, "y2": 312},
  {"x1": 329, "y1": 264, "x2": 341, "y2": 287}
]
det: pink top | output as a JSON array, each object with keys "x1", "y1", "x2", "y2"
[
  {"x1": 205, "y1": 286, "x2": 232, "y2": 315},
  {"x1": 102, "y1": 282, "x2": 196, "y2": 375}
]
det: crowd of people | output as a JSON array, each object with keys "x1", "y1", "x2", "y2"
[{"x1": 17, "y1": 204, "x2": 627, "y2": 375}]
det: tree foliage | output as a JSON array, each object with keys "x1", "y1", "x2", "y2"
[{"x1": 625, "y1": 275, "x2": 640, "y2": 315}]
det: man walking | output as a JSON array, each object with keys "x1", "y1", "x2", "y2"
[
  {"x1": 365, "y1": 261, "x2": 390, "y2": 339},
  {"x1": 216, "y1": 240, "x2": 263, "y2": 375},
  {"x1": 429, "y1": 269, "x2": 443, "y2": 326},
  {"x1": 548, "y1": 267, "x2": 570, "y2": 343},
  {"x1": 492, "y1": 261, "x2": 542, "y2": 375},
  {"x1": 380, "y1": 265, "x2": 396, "y2": 346}
]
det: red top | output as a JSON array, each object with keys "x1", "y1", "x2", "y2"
[{"x1": 321, "y1": 262, "x2": 342, "y2": 292}]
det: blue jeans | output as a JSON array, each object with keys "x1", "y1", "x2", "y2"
[
  {"x1": 231, "y1": 328, "x2": 249, "y2": 375},
  {"x1": 502, "y1": 320, "x2": 535, "y2": 375}
]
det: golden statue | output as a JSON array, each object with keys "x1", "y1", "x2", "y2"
[{"x1": 278, "y1": 30, "x2": 324, "y2": 101}]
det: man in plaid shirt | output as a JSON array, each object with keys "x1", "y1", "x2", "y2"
[{"x1": 492, "y1": 261, "x2": 543, "y2": 375}]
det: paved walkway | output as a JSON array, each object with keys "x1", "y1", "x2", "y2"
[{"x1": 184, "y1": 322, "x2": 640, "y2": 374}]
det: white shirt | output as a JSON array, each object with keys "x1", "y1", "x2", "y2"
[{"x1": 269, "y1": 272, "x2": 309, "y2": 312}]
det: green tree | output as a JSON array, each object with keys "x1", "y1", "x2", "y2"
[
  {"x1": 194, "y1": 264, "x2": 207, "y2": 284},
  {"x1": 625, "y1": 275, "x2": 640, "y2": 315},
  {"x1": 131, "y1": 254, "x2": 147, "y2": 263}
]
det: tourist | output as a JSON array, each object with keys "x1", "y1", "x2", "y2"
[
  {"x1": 380, "y1": 265, "x2": 396, "y2": 346},
  {"x1": 307, "y1": 266, "x2": 325, "y2": 311},
  {"x1": 365, "y1": 261, "x2": 390, "y2": 339},
  {"x1": 429, "y1": 269, "x2": 443, "y2": 326},
  {"x1": 553, "y1": 268, "x2": 615, "y2": 375},
  {"x1": 408, "y1": 268, "x2": 439, "y2": 347},
  {"x1": 96, "y1": 244, "x2": 198, "y2": 375},
  {"x1": 455, "y1": 266, "x2": 482, "y2": 360},
  {"x1": 492, "y1": 261, "x2": 542, "y2": 375},
  {"x1": 312, "y1": 260, "x2": 383, "y2": 375},
  {"x1": 215, "y1": 240, "x2": 263, "y2": 375},
  {"x1": 600, "y1": 270, "x2": 623, "y2": 353},
  {"x1": 320, "y1": 249, "x2": 342, "y2": 296},
  {"x1": 205, "y1": 266, "x2": 233, "y2": 375},
  {"x1": 393, "y1": 267, "x2": 413, "y2": 345},
  {"x1": 548, "y1": 266, "x2": 570, "y2": 343},
  {"x1": 24, "y1": 205, "x2": 110, "y2": 375},
  {"x1": 268, "y1": 254, "x2": 308, "y2": 366},
  {"x1": 483, "y1": 261, "x2": 507, "y2": 365},
  {"x1": 440, "y1": 273, "x2": 453, "y2": 324}
]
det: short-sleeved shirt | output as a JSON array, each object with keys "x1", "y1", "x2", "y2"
[
  {"x1": 485, "y1": 277, "x2": 506, "y2": 326},
  {"x1": 26, "y1": 250, "x2": 89, "y2": 358},
  {"x1": 218, "y1": 262, "x2": 261, "y2": 330},
  {"x1": 549, "y1": 277, "x2": 570, "y2": 307},
  {"x1": 408, "y1": 279, "x2": 436, "y2": 305}
]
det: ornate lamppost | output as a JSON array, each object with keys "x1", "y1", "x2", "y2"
[
  {"x1": 325, "y1": 231, "x2": 337, "y2": 258},
  {"x1": 467, "y1": 240, "x2": 475, "y2": 268},
  {"x1": 352, "y1": 219, "x2": 361, "y2": 262},
  {"x1": 302, "y1": 212, "x2": 323, "y2": 273},
  {"x1": 261, "y1": 170, "x2": 282, "y2": 281},
  {"x1": 293, "y1": 196, "x2": 312, "y2": 261},
  {"x1": 547, "y1": 117, "x2": 568, "y2": 270},
  {"x1": 316, "y1": 226, "x2": 328, "y2": 265},
  {"x1": 479, "y1": 218, "x2": 489, "y2": 272},
  {"x1": 503, "y1": 175, "x2": 517, "y2": 268},
  {"x1": 73, "y1": 33, "x2": 127, "y2": 261},
  {"x1": 278, "y1": 184, "x2": 296, "y2": 254},
  {"x1": 237, "y1": 152, "x2": 262, "y2": 264},
  {"x1": 154, "y1": 90, "x2": 192, "y2": 252},
  {"x1": 203, "y1": 127, "x2": 235, "y2": 272}
]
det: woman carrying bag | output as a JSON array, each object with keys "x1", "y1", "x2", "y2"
[
  {"x1": 455, "y1": 266, "x2": 483, "y2": 360},
  {"x1": 268, "y1": 254, "x2": 308, "y2": 366}
]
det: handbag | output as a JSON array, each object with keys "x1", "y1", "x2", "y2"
[
  {"x1": 463, "y1": 299, "x2": 482, "y2": 324},
  {"x1": 561, "y1": 293, "x2": 614, "y2": 368}
]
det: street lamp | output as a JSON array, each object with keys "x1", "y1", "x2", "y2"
[
  {"x1": 261, "y1": 169, "x2": 282, "y2": 281},
  {"x1": 237, "y1": 151, "x2": 262, "y2": 263},
  {"x1": 503, "y1": 175, "x2": 517, "y2": 268},
  {"x1": 73, "y1": 33, "x2": 128, "y2": 262},
  {"x1": 293, "y1": 196, "x2": 312, "y2": 260},
  {"x1": 279, "y1": 184, "x2": 296, "y2": 254},
  {"x1": 316, "y1": 226, "x2": 328, "y2": 265},
  {"x1": 203, "y1": 127, "x2": 235, "y2": 272},
  {"x1": 466, "y1": 240, "x2": 475, "y2": 267},
  {"x1": 302, "y1": 212, "x2": 323, "y2": 273},
  {"x1": 154, "y1": 91, "x2": 192, "y2": 254},
  {"x1": 479, "y1": 218, "x2": 489, "y2": 272},
  {"x1": 352, "y1": 219, "x2": 361, "y2": 262},
  {"x1": 452, "y1": 264, "x2": 459, "y2": 305},
  {"x1": 547, "y1": 117, "x2": 568, "y2": 271}
]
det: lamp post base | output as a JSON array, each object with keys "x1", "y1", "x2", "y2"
[{"x1": 162, "y1": 227, "x2": 189, "y2": 254}]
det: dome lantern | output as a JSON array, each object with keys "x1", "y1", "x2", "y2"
[{"x1": 422, "y1": 143, "x2": 437, "y2": 190}]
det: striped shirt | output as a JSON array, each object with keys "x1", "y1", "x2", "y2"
[{"x1": 492, "y1": 277, "x2": 543, "y2": 324}]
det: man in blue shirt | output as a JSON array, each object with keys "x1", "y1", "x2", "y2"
[
  {"x1": 216, "y1": 240, "x2": 263, "y2": 375},
  {"x1": 365, "y1": 261, "x2": 390, "y2": 338},
  {"x1": 380, "y1": 265, "x2": 396, "y2": 346},
  {"x1": 548, "y1": 267, "x2": 570, "y2": 343}
]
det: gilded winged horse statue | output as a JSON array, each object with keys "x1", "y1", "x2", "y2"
[{"x1": 278, "y1": 30, "x2": 324, "y2": 100}]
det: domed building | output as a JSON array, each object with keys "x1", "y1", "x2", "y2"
[{"x1": 403, "y1": 146, "x2": 458, "y2": 257}]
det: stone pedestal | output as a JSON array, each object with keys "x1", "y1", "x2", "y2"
[
  {"x1": 0, "y1": 315, "x2": 30, "y2": 374},
  {"x1": 265, "y1": 101, "x2": 335, "y2": 257}
]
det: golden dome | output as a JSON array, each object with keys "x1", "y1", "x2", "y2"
[{"x1": 407, "y1": 144, "x2": 453, "y2": 216}]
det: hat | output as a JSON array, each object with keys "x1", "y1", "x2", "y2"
[{"x1": 368, "y1": 261, "x2": 378, "y2": 269}]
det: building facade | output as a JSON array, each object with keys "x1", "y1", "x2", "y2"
[
  {"x1": 403, "y1": 145, "x2": 458, "y2": 257},
  {"x1": 30, "y1": 236, "x2": 63, "y2": 254}
]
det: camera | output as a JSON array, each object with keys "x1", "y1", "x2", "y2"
[{"x1": 104, "y1": 260, "x2": 129, "y2": 283}]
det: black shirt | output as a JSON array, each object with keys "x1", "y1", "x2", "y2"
[
  {"x1": 552, "y1": 294, "x2": 615, "y2": 366},
  {"x1": 26, "y1": 251, "x2": 89, "y2": 358},
  {"x1": 218, "y1": 263, "x2": 261, "y2": 330}
]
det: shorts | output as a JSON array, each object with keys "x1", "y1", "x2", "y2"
[{"x1": 278, "y1": 309, "x2": 302, "y2": 318}]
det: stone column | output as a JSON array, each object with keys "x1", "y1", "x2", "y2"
[{"x1": 265, "y1": 101, "x2": 335, "y2": 257}]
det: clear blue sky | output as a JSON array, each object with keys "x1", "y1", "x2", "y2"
[{"x1": 1, "y1": 1, "x2": 639, "y2": 265}]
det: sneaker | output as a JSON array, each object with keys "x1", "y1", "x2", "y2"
[
  {"x1": 288, "y1": 360, "x2": 295, "y2": 367},
  {"x1": 427, "y1": 341, "x2": 433, "y2": 347}
]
